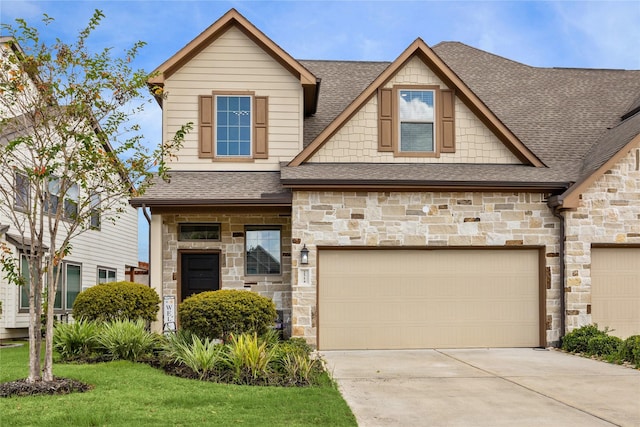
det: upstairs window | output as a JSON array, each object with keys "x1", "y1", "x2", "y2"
[
  {"x1": 216, "y1": 95, "x2": 252, "y2": 157},
  {"x1": 45, "y1": 177, "x2": 78, "y2": 220},
  {"x1": 14, "y1": 171, "x2": 30, "y2": 211},
  {"x1": 89, "y1": 193, "x2": 100, "y2": 230},
  {"x1": 378, "y1": 85, "x2": 456, "y2": 156},
  {"x1": 398, "y1": 89, "x2": 435, "y2": 152},
  {"x1": 198, "y1": 92, "x2": 268, "y2": 160}
]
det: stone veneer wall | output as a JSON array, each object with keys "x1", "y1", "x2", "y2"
[
  {"x1": 309, "y1": 57, "x2": 519, "y2": 164},
  {"x1": 291, "y1": 190, "x2": 562, "y2": 347},
  {"x1": 564, "y1": 147, "x2": 640, "y2": 330},
  {"x1": 162, "y1": 212, "x2": 292, "y2": 331}
]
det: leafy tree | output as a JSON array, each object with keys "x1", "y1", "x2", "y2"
[{"x1": 0, "y1": 10, "x2": 191, "y2": 383}]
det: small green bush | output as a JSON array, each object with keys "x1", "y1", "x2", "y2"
[
  {"x1": 72, "y1": 281, "x2": 160, "y2": 322},
  {"x1": 53, "y1": 319, "x2": 101, "y2": 360},
  {"x1": 619, "y1": 335, "x2": 640, "y2": 367},
  {"x1": 178, "y1": 290, "x2": 276, "y2": 341},
  {"x1": 98, "y1": 319, "x2": 160, "y2": 361},
  {"x1": 561, "y1": 324, "x2": 607, "y2": 353},
  {"x1": 586, "y1": 334, "x2": 623, "y2": 357}
]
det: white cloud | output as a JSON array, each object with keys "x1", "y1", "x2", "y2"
[{"x1": 399, "y1": 96, "x2": 434, "y2": 121}]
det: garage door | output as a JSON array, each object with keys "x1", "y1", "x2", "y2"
[
  {"x1": 591, "y1": 247, "x2": 640, "y2": 338},
  {"x1": 318, "y1": 249, "x2": 542, "y2": 350}
]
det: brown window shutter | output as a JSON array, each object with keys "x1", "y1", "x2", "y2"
[
  {"x1": 440, "y1": 89, "x2": 455, "y2": 153},
  {"x1": 378, "y1": 88, "x2": 393, "y2": 152},
  {"x1": 198, "y1": 95, "x2": 214, "y2": 158},
  {"x1": 253, "y1": 96, "x2": 268, "y2": 159}
]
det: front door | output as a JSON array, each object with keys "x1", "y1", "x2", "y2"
[{"x1": 180, "y1": 251, "x2": 220, "y2": 302}]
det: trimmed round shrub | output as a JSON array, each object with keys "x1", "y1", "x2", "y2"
[
  {"x1": 72, "y1": 281, "x2": 161, "y2": 322},
  {"x1": 561, "y1": 324, "x2": 607, "y2": 353},
  {"x1": 586, "y1": 334, "x2": 622, "y2": 357},
  {"x1": 179, "y1": 290, "x2": 276, "y2": 341},
  {"x1": 619, "y1": 335, "x2": 640, "y2": 367}
]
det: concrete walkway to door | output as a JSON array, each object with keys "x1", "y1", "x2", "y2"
[{"x1": 320, "y1": 348, "x2": 640, "y2": 427}]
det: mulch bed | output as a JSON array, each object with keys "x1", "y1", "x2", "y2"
[{"x1": 0, "y1": 377, "x2": 93, "y2": 398}]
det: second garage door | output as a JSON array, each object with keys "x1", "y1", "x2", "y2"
[{"x1": 318, "y1": 248, "x2": 542, "y2": 350}]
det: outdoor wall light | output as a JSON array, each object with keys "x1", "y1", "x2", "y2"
[{"x1": 300, "y1": 244, "x2": 309, "y2": 265}]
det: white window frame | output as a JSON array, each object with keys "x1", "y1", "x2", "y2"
[
  {"x1": 398, "y1": 88, "x2": 436, "y2": 153},
  {"x1": 214, "y1": 94, "x2": 253, "y2": 158},
  {"x1": 14, "y1": 171, "x2": 30, "y2": 211},
  {"x1": 97, "y1": 266, "x2": 117, "y2": 284},
  {"x1": 53, "y1": 261, "x2": 82, "y2": 312}
]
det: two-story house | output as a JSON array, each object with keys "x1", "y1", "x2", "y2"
[
  {"x1": 0, "y1": 37, "x2": 139, "y2": 340},
  {"x1": 131, "y1": 9, "x2": 640, "y2": 350}
]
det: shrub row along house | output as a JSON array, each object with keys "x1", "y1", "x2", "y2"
[
  {"x1": 0, "y1": 37, "x2": 139, "y2": 340},
  {"x1": 130, "y1": 9, "x2": 640, "y2": 350}
]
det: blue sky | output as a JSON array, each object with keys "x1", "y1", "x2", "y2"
[{"x1": 2, "y1": 0, "x2": 639, "y2": 261}]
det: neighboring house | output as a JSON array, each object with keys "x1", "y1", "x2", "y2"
[
  {"x1": 130, "y1": 9, "x2": 640, "y2": 350},
  {"x1": 0, "y1": 38, "x2": 139, "y2": 340}
]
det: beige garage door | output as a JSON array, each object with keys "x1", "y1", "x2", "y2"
[
  {"x1": 318, "y1": 249, "x2": 541, "y2": 350},
  {"x1": 591, "y1": 247, "x2": 640, "y2": 338}
]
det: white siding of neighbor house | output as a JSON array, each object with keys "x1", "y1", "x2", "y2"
[
  {"x1": 0, "y1": 202, "x2": 138, "y2": 338},
  {"x1": 309, "y1": 56, "x2": 520, "y2": 164},
  {"x1": 162, "y1": 26, "x2": 304, "y2": 171}
]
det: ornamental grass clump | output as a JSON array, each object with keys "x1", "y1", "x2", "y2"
[
  {"x1": 225, "y1": 332, "x2": 277, "y2": 385},
  {"x1": 53, "y1": 319, "x2": 102, "y2": 360},
  {"x1": 163, "y1": 331, "x2": 225, "y2": 380},
  {"x1": 98, "y1": 319, "x2": 160, "y2": 361}
]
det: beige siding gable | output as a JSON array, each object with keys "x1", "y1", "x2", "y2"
[
  {"x1": 308, "y1": 57, "x2": 520, "y2": 164},
  {"x1": 164, "y1": 26, "x2": 304, "y2": 171}
]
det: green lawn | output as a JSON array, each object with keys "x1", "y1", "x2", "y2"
[{"x1": 0, "y1": 344, "x2": 356, "y2": 426}]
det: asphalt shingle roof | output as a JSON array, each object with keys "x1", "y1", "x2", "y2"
[
  {"x1": 133, "y1": 41, "x2": 640, "y2": 205},
  {"x1": 130, "y1": 171, "x2": 290, "y2": 207}
]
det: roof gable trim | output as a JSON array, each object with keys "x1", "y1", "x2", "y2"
[
  {"x1": 148, "y1": 9, "x2": 317, "y2": 88},
  {"x1": 289, "y1": 38, "x2": 544, "y2": 167},
  {"x1": 559, "y1": 134, "x2": 640, "y2": 209}
]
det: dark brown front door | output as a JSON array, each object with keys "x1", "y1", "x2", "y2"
[{"x1": 180, "y1": 252, "x2": 220, "y2": 302}]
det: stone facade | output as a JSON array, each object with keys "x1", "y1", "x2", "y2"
[
  {"x1": 161, "y1": 211, "x2": 292, "y2": 332},
  {"x1": 291, "y1": 190, "x2": 562, "y2": 346},
  {"x1": 310, "y1": 57, "x2": 519, "y2": 164},
  {"x1": 564, "y1": 148, "x2": 640, "y2": 330}
]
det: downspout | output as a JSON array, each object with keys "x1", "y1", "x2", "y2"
[
  {"x1": 548, "y1": 196, "x2": 566, "y2": 346},
  {"x1": 142, "y1": 204, "x2": 152, "y2": 287}
]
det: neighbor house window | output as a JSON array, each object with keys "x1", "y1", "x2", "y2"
[
  {"x1": 178, "y1": 223, "x2": 221, "y2": 241},
  {"x1": 215, "y1": 95, "x2": 252, "y2": 157},
  {"x1": 45, "y1": 177, "x2": 78, "y2": 219},
  {"x1": 97, "y1": 267, "x2": 116, "y2": 283},
  {"x1": 53, "y1": 262, "x2": 81, "y2": 311},
  {"x1": 398, "y1": 89, "x2": 435, "y2": 152},
  {"x1": 89, "y1": 193, "x2": 100, "y2": 230},
  {"x1": 245, "y1": 227, "x2": 281, "y2": 275},
  {"x1": 19, "y1": 253, "x2": 30, "y2": 310},
  {"x1": 15, "y1": 171, "x2": 30, "y2": 210}
]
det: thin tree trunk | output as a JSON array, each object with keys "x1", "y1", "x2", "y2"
[
  {"x1": 27, "y1": 299, "x2": 41, "y2": 383},
  {"x1": 42, "y1": 257, "x2": 55, "y2": 382}
]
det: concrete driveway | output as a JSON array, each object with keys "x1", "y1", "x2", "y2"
[{"x1": 320, "y1": 348, "x2": 640, "y2": 427}]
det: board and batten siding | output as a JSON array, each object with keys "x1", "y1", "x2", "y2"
[{"x1": 163, "y1": 26, "x2": 304, "y2": 171}]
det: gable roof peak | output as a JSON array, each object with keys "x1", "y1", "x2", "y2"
[
  {"x1": 290, "y1": 36, "x2": 545, "y2": 167},
  {"x1": 148, "y1": 8, "x2": 316, "y2": 87}
]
